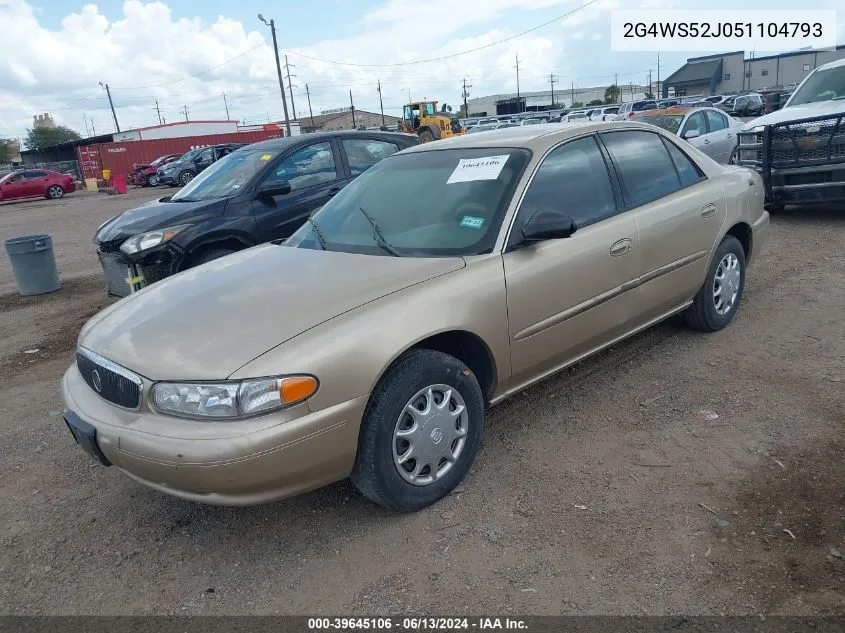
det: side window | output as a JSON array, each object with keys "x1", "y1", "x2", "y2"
[
  {"x1": 601, "y1": 131, "x2": 683, "y2": 207},
  {"x1": 195, "y1": 148, "x2": 213, "y2": 163},
  {"x1": 24, "y1": 170, "x2": 47, "y2": 179},
  {"x1": 681, "y1": 112, "x2": 707, "y2": 136},
  {"x1": 661, "y1": 137, "x2": 706, "y2": 187},
  {"x1": 272, "y1": 141, "x2": 338, "y2": 191},
  {"x1": 516, "y1": 136, "x2": 617, "y2": 233},
  {"x1": 704, "y1": 110, "x2": 728, "y2": 132},
  {"x1": 9, "y1": 173, "x2": 25, "y2": 182},
  {"x1": 342, "y1": 139, "x2": 401, "y2": 176}
]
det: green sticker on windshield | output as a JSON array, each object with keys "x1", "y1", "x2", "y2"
[{"x1": 460, "y1": 215, "x2": 485, "y2": 229}]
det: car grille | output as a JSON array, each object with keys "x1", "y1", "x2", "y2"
[
  {"x1": 98, "y1": 251, "x2": 131, "y2": 297},
  {"x1": 769, "y1": 115, "x2": 845, "y2": 167},
  {"x1": 76, "y1": 348, "x2": 142, "y2": 410}
]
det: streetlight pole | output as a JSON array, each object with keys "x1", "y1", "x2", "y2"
[
  {"x1": 99, "y1": 82, "x2": 120, "y2": 132},
  {"x1": 258, "y1": 14, "x2": 291, "y2": 137}
]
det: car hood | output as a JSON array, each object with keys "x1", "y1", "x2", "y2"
[
  {"x1": 158, "y1": 160, "x2": 184, "y2": 172},
  {"x1": 78, "y1": 245, "x2": 466, "y2": 380},
  {"x1": 95, "y1": 197, "x2": 226, "y2": 248},
  {"x1": 743, "y1": 100, "x2": 845, "y2": 129}
]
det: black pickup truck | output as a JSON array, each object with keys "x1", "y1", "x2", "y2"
[{"x1": 735, "y1": 58, "x2": 845, "y2": 209}]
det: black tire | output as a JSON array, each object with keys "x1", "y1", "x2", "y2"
[
  {"x1": 145, "y1": 174, "x2": 158, "y2": 187},
  {"x1": 179, "y1": 171, "x2": 195, "y2": 186},
  {"x1": 765, "y1": 202, "x2": 784, "y2": 214},
  {"x1": 418, "y1": 128, "x2": 436, "y2": 144},
  {"x1": 684, "y1": 235, "x2": 746, "y2": 332},
  {"x1": 188, "y1": 247, "x2": 236, "y2": 267},
  {"x1": 728, "y1": 147, "x2": 738, "y2": 165},
  {"x1": 351, "y1": 349, "x2": 485, "y2": 511}
]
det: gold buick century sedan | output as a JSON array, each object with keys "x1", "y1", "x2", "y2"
[{"x1": 63, "y1": 122, "x2": 769, "y2": 511}]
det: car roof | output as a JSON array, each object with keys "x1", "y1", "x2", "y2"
[
  {"x1": 403, "y1": 120, "x2": 673, "y2": 154},
  {"x1": 816, "y1": 57, "x2": 845, "y2": 72},
  {"x1": 638, "y1": 106, "x2": 694, "y2": 116},
  {"x1": 243, "y1": 130, "x2": 416, "y2": 151}
]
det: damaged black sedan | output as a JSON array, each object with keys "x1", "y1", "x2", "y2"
[{"x1": 94, "y1": 131, "x2": 417, "y2": 296}]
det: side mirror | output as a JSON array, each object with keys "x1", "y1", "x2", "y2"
[
  {"x1": 521, "y1": 210, "x2": 577, "y2": 243},
  {"x1": 683, "y1": 129, "x2": 701, "y2": 139},
  {"x1": 255, "y1": 179, "x2": 292, "y2": 199}
]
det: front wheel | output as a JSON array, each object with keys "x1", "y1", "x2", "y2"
[
  {"x1": 418, "y1": 128, "x2": 436, "y2": 144},
  {"x1": 351, "y1": 349, "x2": 485, "y2": 511},
  {"x1": 179, "y1": 171, "x2": 195, "y2": 186},
  {"x1": 46, "y1": 185, "x2": 64, "y2": 199},
  {"x1": 684, "y1": 235, "x2": 746, "y2": 332},
  {"x1": 146, "y1": 174, "x2": 158, "y2": 187},
  {"x1": 728, "y1": 147, "x2": 738, "y2": 165}
]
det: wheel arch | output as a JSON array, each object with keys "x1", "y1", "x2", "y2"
[
  {"x1": 725, "y1": 221, "x2": 752, "y2": 261},
  {"x1": 178, "y1": 233, "x2": 256, "y2": 270},
  {"x1": 373, "y1": 329, "x2": 498, "y2": 407}
]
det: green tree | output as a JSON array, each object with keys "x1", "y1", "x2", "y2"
[
  {"x1": 0, "y1": 140, "x2": 12, "y2": 164},
  {"x1": 24, "y1": 125, "x2": 81, "y2": 150},
  {"x1": 571, "y1": 101, "x2": 584, "y2": 108},
  {"x1": 587, "y1": 99, "x2": 603, "y2": 106},
  {"x1": 604, "y1": 84, "x2": 620, "y2": 104},
  {"x1": 644, "y1": 91, "x2": 655, "y2": 99}
]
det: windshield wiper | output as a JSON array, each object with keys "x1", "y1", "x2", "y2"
[
  {"x1": 358, "y1": 207, "x2": 400, "y2": 257},
  {"x1": 306, "y1": 216, "x2": 327, "y2": 250}
]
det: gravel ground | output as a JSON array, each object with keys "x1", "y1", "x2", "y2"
[{"x1": 0, "y1": 189, "x2": 843, "y2": 615}]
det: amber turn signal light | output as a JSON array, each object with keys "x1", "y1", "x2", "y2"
[{"x1": 279, "y1": 376, "x2": 318, "y2": 404}]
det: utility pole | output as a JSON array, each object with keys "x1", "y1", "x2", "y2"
[
  {"x1": 571, "y1": 82, "x2": 574, "y2": 106},
  {"x1": 223, "y1": 93, "x2": 230, "y2": 120},
  {"x1": 179, "y1": 105, "x2": 190, "y2": 122},
  {"x1": 154, "y1": 99, "x2": 162, "y2": 125},
  {"x1": 349, "y1": 90, "x2": 356, "y2": 129},
  {"x1": 377, "y1": 80, "x2": 385, "y2": 125},
  {"x1": 614, "y1": 73, "x2": 618, "y2": 102},
  {"x1": 82, "y1": 112, "x2": 91, "y2": 137},
  {"x1": 284, "y1": 54, "x2": 297, "y2": 120},
  {"x1": 258, "y1": 14, "x2": 291, "y2": 137},
  {"x1": 91, "y1": 119, "x2": 96, "y2": 136},
  {"x1": 648, "y1": 69, "x2": 652, "y2": 97},
  {"x1": 630, "y1": 82, "x2": 634, "y2": 99},
  {"x1": 514, "y1": 53, "x2": 521, "y2": 113},
  {"x1": 549, "y1": 74, "x2": 556, "y2": 108},
  {"x1": 305, "y1": 83, "x2": 315, "y2": 129},
  {"x1": 99, "y1": 82, "x2": 120, "y2": 132},
  {"x1": 461, "y1": 78, "x2": 472, "y2": 117},
  {"x1": 657, "y1": 53, "x2": 661, "y2": 98}
]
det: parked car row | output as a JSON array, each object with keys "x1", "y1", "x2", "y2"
[
  {"x1": 65, "y1": 120, "x2": 769, "y2": 512},
  {"x1": 129, "y1": 154, "x2": 180, "y2": 187}
]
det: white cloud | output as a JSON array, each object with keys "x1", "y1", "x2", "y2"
[{"x1": 591, "y1": 33, "x2": 604, "y2": 41}]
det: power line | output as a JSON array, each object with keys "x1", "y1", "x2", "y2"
[{"x1": 283, "y1": 0, "x2": 600, "y2": 68}]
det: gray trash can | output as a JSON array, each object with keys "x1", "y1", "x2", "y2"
[{"x1": 4, "y1": 234, "x2": 61, "y2": 296}]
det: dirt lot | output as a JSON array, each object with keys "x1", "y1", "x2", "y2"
[{"x1": 0, "y1": 189, "x2": 843, "y2": 616}]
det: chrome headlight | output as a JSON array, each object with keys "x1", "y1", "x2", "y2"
[
  {"x1": 119, "y1": 224, "x2": 190, "y2": 255},
  {"x1": 150, "y1": 375, "x2": 318, "y2": 420}
]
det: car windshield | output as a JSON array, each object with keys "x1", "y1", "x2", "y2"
[
  {"x1": 175, "y1": 148, "x2": 201, "y2": 163},
  {"x1": 636, "y1": 114, "x2": 685, "y2": 134},
  {"x1": 286, "y1": 147, "x2": 531, "y2": 257},
  {"x1": 788, "y1": 65, "x2": 845, "y2": 105},
  {"x1": 171, "y1": 148, "x2": 280, "y2": 202}
]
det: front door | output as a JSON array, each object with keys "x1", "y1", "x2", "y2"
[
  {"x1": 703, "y1": 109, "x2": 735, "y2": 164},
  {"x1": 599, "y1": 130, "x2": 727, "y2": 322},
  {"x1": 193, "y1": 148, "x2": 214, "y2": 174},
  {"x1": 680, "y1": 111, "x2": 716, "y2": 160},
  {"x1": 252, "y1": 140, "x2": 347, "y2": 241},
  {"x1": 1, "y1": 173, "x2": 27, "y2": 200},
  {"x1": 502, "y1": 134, "x2": 639, "y2": 390}
]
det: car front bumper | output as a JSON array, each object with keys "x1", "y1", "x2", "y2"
[
  {"x1": 97, "y1": 246, "x2": 178, "y2": 297},
  {"x1": 62, "y1": 362, "x2": 366, "y2": 505},
  {"x1": 156, "y1": 170, "x2": 176, "y2": 184}
]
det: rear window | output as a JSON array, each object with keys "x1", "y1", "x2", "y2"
[{"x1": 632, "y1": 101, "x2": 657, "y2": 111}]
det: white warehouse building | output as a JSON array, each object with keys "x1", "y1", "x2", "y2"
[{"x1": 464, "y1": 84, "x2": 651, "y2": 117}]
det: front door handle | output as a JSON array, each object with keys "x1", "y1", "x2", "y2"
[
  {"x1": 609, "y1": 238, "x2": 632, "y2": 257},
  {"x1": 326, "y1": 187, "x2": 341, "y2": 198},
  {"x1": 701, "y1": 203, "x2": 718, "y2": 218}
]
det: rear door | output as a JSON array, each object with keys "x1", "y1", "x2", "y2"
[
  {"x1": 252, "y1": 139, "x2": 348, "y2": 241},
  {"x1": 599, "y1": 130, "x2": 727, "y2": 323},
  {"x1": 502, "y1": 134, "x2": 639, "y2": 388}
]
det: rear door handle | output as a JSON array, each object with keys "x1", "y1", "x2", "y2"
[
  {"x1": 701, "y1": 203, "x2": 718, "y2": 218},
  {"x1": 609, "y1": 238, "x2": 633, "y2": 257}
]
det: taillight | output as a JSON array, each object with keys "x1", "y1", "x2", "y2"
[{"x1": 628, "y1": 112, "x2": 636, "y2": 118}]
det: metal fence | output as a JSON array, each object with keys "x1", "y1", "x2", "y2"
[{"x1": 18, "y1": 160, "x2": 83, "y2": 181}]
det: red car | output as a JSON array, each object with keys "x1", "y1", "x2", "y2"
[
  {"x1": 131, "y1": 154, "x2": 180, "y2": 187},
  {"x1": 0, "y1": 169, "x2": 75, "y2": 202}
]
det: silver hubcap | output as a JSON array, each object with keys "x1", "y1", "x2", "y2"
[
  {"x1": 713, "y1": 253, "x2": 741, "y2": 316},
  {"x1": 49, "y1": 186, "x2": 61, "y2": 198},
  {"x1": 149, "y1": 175, "x2": 158, "y2": 186},
  {"x1": 393, "y1": 384, "x2": 468, "y2": 486},
  {"x1": 181, "y1": 173, "x2": 192, "y2": 184}
]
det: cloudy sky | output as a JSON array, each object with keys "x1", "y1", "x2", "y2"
[{"x1": 0, "y1": 0, "x2": 841, "y2": 140}]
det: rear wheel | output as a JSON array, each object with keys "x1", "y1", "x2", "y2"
[
  {"x1": 684, "y1": 235, "x2": 746, "y2": 332},
  {"x1": 46, "y1": 185, "x2": 64, "y2": 199},
  {"x1": 418, "y1": 128, "x2": 436, "y2": 144},
  {"x1": 351, "y1": 349, "x2": 485, "y2": 511},
  {"x1": 146, "y1": 174, "x2": 158, "y2": 187},
  {"x1": 728, "y1": 147, "x2": 738, "y2": 165},
  {"x1": 179, "y1": 171, "x2": 195, "y2": 186}
]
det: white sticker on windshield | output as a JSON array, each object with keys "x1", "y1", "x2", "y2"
[{"x1": 447, "y1": 154, "x2": 510, "y2": 184}]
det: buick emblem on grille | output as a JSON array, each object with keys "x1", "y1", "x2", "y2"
[
  {"x1": 798, "y1": 138, "x2": 819, "y2": 149},
  {"x1": 91, "y1": 369, "x2": 103, "y2": 393}
]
